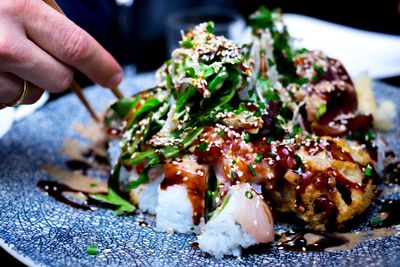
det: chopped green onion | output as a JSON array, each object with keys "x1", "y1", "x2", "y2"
[
  {"x1": 235, "y1": 103, "x2": 247, "y2": 114},
  {"x1": 232, "y1": 159, "x2": 237, "y2": 165},
  {"x1": 294, "y1": 78, "x2": 309, "y2": 85},
  {"x1": 198, "y1": 141, "x2": 208, "y2": 152},
  {"x1": 206, "y1": 21, "x2": 215, "y2": 33},
  {"x1": 244, "y1": 133, "x2": 251, "y2": 143},
  {"x1": 313, "y1": 64, "x2": 326, "y2": 77},
  {"x1": 184, "y1": 66, "x2": 196, "y2": 77},
  {"x1": 217, "y1": 129, "x2": 226, "y2": 139},
  {"x1": 231, "y1": 170, "x2": 238, "y2": 181},
  {"x1": 267, "y1": 58, "x2": 275, "y2": 66},
  {"x1": 180, "y1": 39, "x2": 195, "y2": 48},
  {"x1": 369, "y1": 216, "x2": 383, "y2": 225},
  {"x1": 294, "y1": 154, "x2": 305, "y2": 170},
  {"x1": 248, "y1": 164, "x2": 256, "y2": 176},
  {"x1": 90, "y1": 183, "x2": 97, "y2": 188},
  {"x1": 199, "y1": 64, "x2": 216, "y2": 78},
  {"x1": 288, "y1": 125, "x2": 303, "y2": 138},
  {"x1": 86, "y1": 245, "x2": 98, "y2": 255},
  {"x1": 208, "y1": 112, "x2": 216, "y2": 120},
  {"x1": 245, "y1": 190, "x2": 254, "y2": 199},
  {"x1": 364, "y1": 166, "x2": 372, "y2": 176},
  {"x1": 316, "y1": 104, "x2": 327, "y2": 120},
  {"x1": 365, "y1": 130, "x2": 376, "y2": 141},
  {"x1": 266, "y1": 136, "x2": 275, "y2": 144},
  {"x1": 295, "y1": 48, "x2": 309, "y2": 55},
  {"x1": 255, "y1": 153, "x2": 262, "y2": 163},
  {"x1": 266, "y1": 89, "x2": 279, "y2": 102}
]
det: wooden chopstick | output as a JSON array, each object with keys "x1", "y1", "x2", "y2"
[
  {"x1": 42, "y1": 0, "x2": 124, "y2": 121},
  {"x1": 70, "y1": 81, "x2": 100, "y2": 122}
]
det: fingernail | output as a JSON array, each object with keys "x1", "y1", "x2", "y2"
[{"x1": 107, "y1": 72, "x2": 124, "y2": 88}]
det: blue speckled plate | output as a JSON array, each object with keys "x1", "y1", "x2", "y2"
[{"x1": 1, "y1": 74, "x2": 399, "y2": 267}]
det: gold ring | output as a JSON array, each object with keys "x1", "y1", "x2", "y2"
[{"x1": 1, "y1": 80, "x2": 29, "y2": 108}]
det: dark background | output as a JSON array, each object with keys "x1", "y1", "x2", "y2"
[
  {"x1": 70, "y1": 0, "x2": 400, "y2": 71},
  {"x1": 1, "y1": 0, "x2": 399, "y2": 265},
  {"x1": 61, "y1": 0, "x2": 400, "y2": 89}
]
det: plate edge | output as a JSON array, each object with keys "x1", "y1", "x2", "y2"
[{"x1": 0, "y1": 238, "x2": 42, "y2": 267}]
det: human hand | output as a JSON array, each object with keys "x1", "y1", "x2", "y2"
[{"x1": 0, "y1": 0, "x2": 123, "y2": 107}]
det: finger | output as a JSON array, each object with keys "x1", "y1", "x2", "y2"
[
  {"x1": 0, "y1": 25, "x2": 74, "y2": 93},
  {"x1": 22, "y1": 81, "x2": 44, "y2": 104},
  {"x1": 0, "y1": 72, "x2": 43, "y2": 105},
  {"x1": 24, "y1": 1, "x2": 123, "y2": 88}
]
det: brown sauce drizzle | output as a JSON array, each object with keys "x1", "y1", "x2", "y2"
[
  {"x1": 190, "y1": 242, "x2": 200, "y2": 250},
  {"x1": 161, "y1": 161, "x2": 207, "y2": 226},
  {"x1": 275, "y1": 227, "x2": 399, "y2": 252},
  {"x1": 301, "y1": 139, "x2": 354, "y2": 162},
  {"x1": 37, "y1": 180, "x2": 107, "y2": 211},
  {"x1": 66, "y1": 160, "x2": 91, "y2": 174},
  {"x1": 82, "y1": 148, "x2": 110, "y2": 165},
  {"x1": 61, "y1": 139, "x2": 110, "y2": 174},
  {"x1": 38, "y1": 123, "x2": 110, "y2": 211}
]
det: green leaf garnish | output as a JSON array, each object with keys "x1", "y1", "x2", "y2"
[
  {"x1": 127, "y1": 97, "x2": 163, "y2": 127},
  {"x1": 124, "y1": 127, "x2": 204, "y2": 166},
  {"x1": 111, "y1": 96, "x2": 139, "y2": 119},
  {"x1": 249, "y1": 6, "x2": 273, "y2": 29},
  {"x1": 127, "y1": 172, "x2": 149, "y2": 190},
  {"x1": 90, "y1": 188, "x2": 136, "y2": 215}
]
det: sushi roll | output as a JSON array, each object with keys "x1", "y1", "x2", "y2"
[
  {"x1": 129, "y1": 166, "x2": 164, "y2": 215},
  {"x1": 198, "y1": 183, "x2": 274, "y2": 258},
  {"x1": 156, "y1": 155, "x2": 208, "y2": 234}
]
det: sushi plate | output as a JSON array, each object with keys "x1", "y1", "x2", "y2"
[{"x1": 0, "y1": 73, "x2": 399, "y2": 267}]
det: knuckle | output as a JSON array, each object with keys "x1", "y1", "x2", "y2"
[
  {"x1": 61, "y1": 28, "x2": 89, "y2": 61},
  {"x1": 0, "y1": 0, "x2": 27, "y2": 17},
  {"x1": 0, "y1": 37, "x2": 27, "y2": 65}
]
